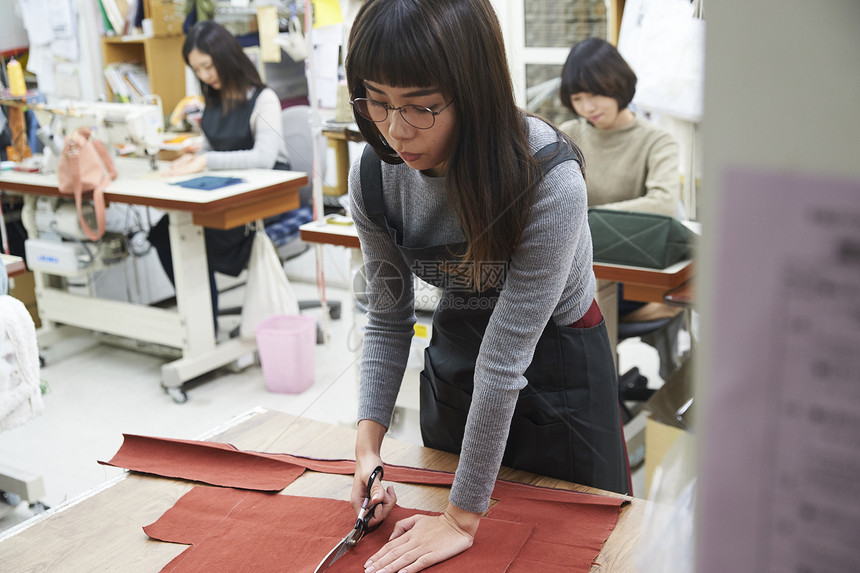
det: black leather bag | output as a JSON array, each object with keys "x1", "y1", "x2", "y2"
[{"x1": 588, "y1": 208, "x2": 696, "y2": 269}]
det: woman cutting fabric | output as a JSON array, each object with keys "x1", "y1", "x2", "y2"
[
  {"x1": 148, "y1": 20, "x2": 291, "y2": 323},
  {"x1": 343, "y1": 1, "x2": 629, "y2": 572}
]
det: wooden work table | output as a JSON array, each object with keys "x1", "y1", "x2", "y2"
[
  {"x1": 0, "y1": 408, "x2": 647, "y2": 571},
  {"x1": 300, "y1": 217, "x2": 693, "y2": 295},
  {"x1": 300, "y1": 216, "x2": 694, "y2": 361},
  {"x1": 1, "y1": 253, "x2": 26, "y2": 278},
  {"x1": 0, "y1": 160, "x2": 306, "y2": 398}
]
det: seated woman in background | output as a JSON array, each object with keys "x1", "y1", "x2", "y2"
[
  {"x1": 148, "y1": 20, "x2": 291, "y2": 326},
  {"x1": 559, "y1": 37, "x2": 684, "y2": 375},
  {"x1": 558, "y1": 37, "x2": 681, "y2": 218}
]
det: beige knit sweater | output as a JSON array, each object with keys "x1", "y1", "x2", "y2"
[{"x1": 559, "y1": 114, "x2": 681, "y2": 216}]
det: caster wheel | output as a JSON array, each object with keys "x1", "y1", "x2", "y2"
[
  {"x1": 329, "y1": 306, "x2": 341, "y2": 320},
  {"x1": 29, "y1": 501, "x2": 49, "y2": 514},
  {"x1": 163, "y1": 386, "x2": 188, "y2": 404}
]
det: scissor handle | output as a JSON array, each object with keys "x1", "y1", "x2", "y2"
[
  {"x1": 351, "y1": 465, "x2": 384, "y2": 545},
  {"x1": 364, "y1": 465, "x2": 384, "y2": 505}
]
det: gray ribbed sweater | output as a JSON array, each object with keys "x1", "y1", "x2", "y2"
[{"x1": 349, "y1": 116, "x2": 596, "y2": 513}]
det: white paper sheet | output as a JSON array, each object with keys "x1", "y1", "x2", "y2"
[
  {"x1": 698, "y1": 168, "x2": 860, "y2": 572},
  {"x1": 26, "y1": 45, "x2": 55, "y2": 93},
  {"x1": 17, "y1": 0, "x2": 53, "y2": 46},
  {"x1": 618, "y1": 0, "x2": 705, "y2": 122},
  {"x1": 310, "y1": 24, "x2": 343, "y2": 110}
]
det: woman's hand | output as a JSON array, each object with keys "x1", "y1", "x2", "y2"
[
  {"x1": 167, "y1": 153, "x2": 206, "y2": 176},
  {"x1": 353, "y1": 420, "x2": 396, "y2": 529},
  {"x1": 363, "y1": 503, "x2": 479, "y2": 573},
  {"x1": 353, "y1": 456, "x2": 397, "y2": 530}
]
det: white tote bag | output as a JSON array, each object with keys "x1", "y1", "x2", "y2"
[{"x1": 239, "y1": 230, "x2": 300, "y2": 340}]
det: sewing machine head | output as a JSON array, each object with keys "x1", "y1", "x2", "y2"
[{"x1": 33, "y1": 97, "x2": 165, "y2": 171}]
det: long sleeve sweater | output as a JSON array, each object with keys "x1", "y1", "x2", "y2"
[
  {"x1": 349, "y1": 116, "x2": 596, "y2": 513},
  {"x1": 201, "y1": 87, "x2": 290, "y2": 170},
  {"x1": 559, "y1": 114, "x2": 681, "y2": 216}
]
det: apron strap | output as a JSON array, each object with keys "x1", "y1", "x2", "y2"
[
  {"x1": 359, "y1": 138, "x2": 580, "y2": 230},
  {"x1": 533, "y1": 140, "x2": 580, "y2": 173},
  {"x1": 360, "y1": 144, "x2": 387, "y2": 228}
]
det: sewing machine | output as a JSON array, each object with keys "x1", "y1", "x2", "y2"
[
  {"x1": 32, "y1": 97, "x2": 165, "y2": 173},
  {"x1": 15, "y1": 98, "x2": 165, "y2": 275}
]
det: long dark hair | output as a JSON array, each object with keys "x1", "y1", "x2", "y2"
[
  {"x1": 346, "y1": 0, "x2": 583, "y2": 290},
  {"x1": 183, "y1": 21, "x2": 264, "y2": 113}
]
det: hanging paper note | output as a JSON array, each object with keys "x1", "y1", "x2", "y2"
[
  {"x1": 257, "y1": 5, "x2": 281, "y2": 63},
  {"x1": 312, "y1": 0, "x2": 343, "y2": 28}
]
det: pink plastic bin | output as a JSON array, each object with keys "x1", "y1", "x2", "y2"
[{"x1": 255, "y1": 314, "x2": 316, "y2": 394}]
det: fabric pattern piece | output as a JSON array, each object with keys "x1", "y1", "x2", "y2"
[
  {"x1": 99, "y1": 434, "x2": 460, "y2": 490},
  {"x1": 144, "y1": 487, "x2": 533, "y2": 573},
  {"x1": 171, "y1": 176, "x2": 245, "y2": 190},
  {"x1": 488, "y1": 482, "x2": 624, "y2": 572},
  {"x1": 99, "y1": 434, "x2": 306, "y2": 491},
  {"x1": 102, "y1": 434, "x2": 626, "y2": 572}
]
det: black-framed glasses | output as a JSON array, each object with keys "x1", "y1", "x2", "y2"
[{"x1": 350, "y1": 98, "x2": 454, "y2": 130}]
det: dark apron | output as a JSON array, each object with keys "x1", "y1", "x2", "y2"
[
  {"x1": 360, "y1": 145, "x2": 629, "y2": 494},
  {"x1": 199, "y1": 88, "x2": 290, "y2": 276}
]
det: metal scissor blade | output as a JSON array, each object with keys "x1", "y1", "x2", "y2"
[{"x1": 313, "y1": 536, "x2": 351, "y2": 573}]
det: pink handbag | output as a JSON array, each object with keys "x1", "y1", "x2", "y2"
[{"x1": 57, "y1": 127, "x2": 118, "y2": 241}]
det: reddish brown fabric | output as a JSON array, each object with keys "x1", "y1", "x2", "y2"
[
  {"x1": 145, "y1": 487, "x2": 533, "y2": 573},
  {"x1": 487, "y1": 496, "x2": 624, "y2": 572},
  {"x1": 104, "y1": 434, "x2": 626, "y2": 500},
  {"x1": 100, "y1": 434, "x2": 461, "y2": 491},
  {"x1": 104, "y1": 434, "x2": 626, "y2": 571},
  {"x1": 487, "y1": 480, "x2": 628, "y2": 572},
  {"x1": 99, "y1": 434, "x2": 306, "y2": 491}
]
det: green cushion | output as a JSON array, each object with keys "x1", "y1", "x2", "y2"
[{"x1": 588, "y1": 208, "x2": 696, "y2": 269}]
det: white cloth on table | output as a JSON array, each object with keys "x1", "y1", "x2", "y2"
[{"x1": 0, "y1": 295, "x2": 44, "y2": 431}]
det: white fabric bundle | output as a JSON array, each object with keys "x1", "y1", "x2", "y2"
[{"x1": 0, "y1": 295, "x2": 44, "y2": 431}]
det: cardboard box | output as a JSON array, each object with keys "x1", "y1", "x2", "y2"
[
  {"x1": 643, "y1": 358, "x2": 694, "y2": 497},
  {"x1": 645, "y1": 416, "x2": 685, "y2": 495},
  {"x1": 8, "y1": 271, "x2": 41, "y2": 328},
  {"x1": 145, "y1": 0, "x2": 184, "y2": 37}
]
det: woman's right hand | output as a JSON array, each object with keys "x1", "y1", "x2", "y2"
[
  {"x1": 166, "y1": 153, "x2": 206, "y2": 176},
  {"x1": 352, "y1": 455, "x2": 397, "y2": 530}
]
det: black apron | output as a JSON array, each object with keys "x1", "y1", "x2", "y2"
[
  {"x1": 199, "y1": 88, "x2": 290, "y2": 276},
  {"x1": 360, "y1": 144, "x2": 629, "y2": 494}
]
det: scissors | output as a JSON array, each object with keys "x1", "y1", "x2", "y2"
[{"x1": 314, "y1": 465, "x2": 384, "y2": 572}]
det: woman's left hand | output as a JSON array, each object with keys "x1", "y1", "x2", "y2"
[
  {"x1": 363, "y1": 504, "x2": 478, "y2": 573},
  {"x1": 167, "y1": 153, "x2": 206, "y2": 176}
]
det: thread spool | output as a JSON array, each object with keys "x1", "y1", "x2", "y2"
[{"x1": 7, "y1": 57, "x2": 27, "y2": 97}]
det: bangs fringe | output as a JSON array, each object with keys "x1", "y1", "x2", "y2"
[{"x1": 348, "y1": 1, "x2": 447, "y2": 91}]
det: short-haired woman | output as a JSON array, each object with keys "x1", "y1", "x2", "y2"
[{"x1": 559, "y1": 37, "x2": 681, "y2": 216}]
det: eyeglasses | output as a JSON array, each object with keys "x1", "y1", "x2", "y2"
[{"x1": 350, "y1": 98, "x2": 454, "y2": 130}]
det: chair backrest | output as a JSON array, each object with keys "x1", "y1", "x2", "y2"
[{"x1": 281, "y1": 105, "x2": 320, "y2": 206}]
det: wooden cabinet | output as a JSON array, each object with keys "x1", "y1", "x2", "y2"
[{"x1": 101, "y1": 35, "x2": 186, "y2": 115}]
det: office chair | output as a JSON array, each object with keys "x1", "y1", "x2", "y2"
[
  {"x1": 617, "y1": 311, "x2": 686, "y2": 423},
  {"x1": 219, "y1": 105, "x2": 341, "y2": 336}
]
